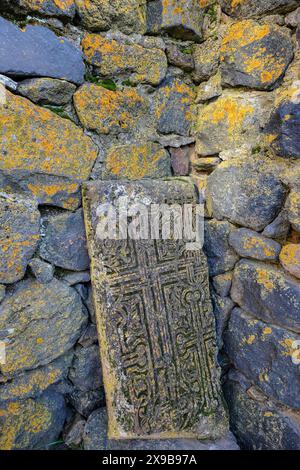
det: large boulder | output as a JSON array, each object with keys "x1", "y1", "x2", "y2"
[
  {"x1": 220, "y1": 20, "x2": 293, "y2": 90},
  {"x1": 224, "y1": 372, "x2": 300, "y2": 450},
  {"x1": 231, "y1": 260, "x2": 300, "y2": 333},
  {"x1": 39, "y1": 209, "x2": 89, "y2": 271},
  {"x1": 225, "y1": 308, "x2": 300, "y2": 409},
  {"x1": 221, "y1": 0, "x2": 299, "y2": 18},
  {"x1": 0, "y1": 17, "x2": 84, "y2": 84},
  {"x1": 0, "y1": 193, "x2": 40, "y2": 284},
  {"x1": 0, "y1": 278, "x2": 87, "y2": 377},
  {"x1": 207, "y1": 159, "x2": 286, "y2": 231},
  {"x1": 82, "y1": 33, "x2": 167, "y2": 86},
  {"x1": 75, "y1": 0, "x2": 147, "y2": 34},
  {"x1": 196, "y1": 90, "x2": 273, "y2": 155},
  {"x1": 0, "y1": 390, "x2": 67, "y2": 450}
]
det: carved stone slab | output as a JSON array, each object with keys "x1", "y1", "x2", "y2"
[{"x1": 83, "y1": 179, "x2": 228, "y2": 440}]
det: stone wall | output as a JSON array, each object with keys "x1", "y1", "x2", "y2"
[{"x1": 0, "y1": 0, "x2": 299, "y2": 450}]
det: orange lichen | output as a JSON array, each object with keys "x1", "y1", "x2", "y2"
[
  {"x1": 256, "y1": 268, "x2": 275, "y2": 292},
  {"x1": 221, "y1": 21, "x2": 270, "y2": 50}
]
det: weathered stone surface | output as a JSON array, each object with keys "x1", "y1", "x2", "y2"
[
  {"x1": 229, "y1": 228, "x2": 281, "y2": 261},
  {"x1": 0, "y1": 0, "x2": 76, "y2": 19},
  {"x1": 221, "y1": 0, "x2": 299, "y2": 18},
  {"x1": 39, "y1": 209, "x2": 89, "y2": 272},
  {"x1": 18, "y1": 78, "x2": 76, "y2": 106},
  {"x1": 0, "y1": 17, "x2": 84, "y2": 84},
  {"x1": 192, "y1": 155, "x2": 221, "y2": 171},
  {"x1": 74, "y1": 84, "x2": 149, "y2": 136},
  {"x1": 287, "y1": 189, "x2": 300, "y2": 233},
  {"x1": 63, "y1": 414, "x2": 86, "y2": 448},
  {"x1": 68, "y1": 389, "x2": 104, "y2": 418},
  {"x1": 154, "y1": 78, "x2": 196, "y2": 136},
  {"x1": 0, "y1": 193, "x2": 40, "y2": 284},
  {"x1": 280, "y1": 244, "x2": 300, "y2": 279},
  {"x1": 0, "y1": 171, "x2": 82, "y2": 211},
  {"x1": 225, "y1": 308, "x2": 300, "y2": 408},
  {"x1": 195, "y1": 72, "x2": 222, "y2": 104},
  {"x1": 0, "y1": 73, "x2": 17, "y2": 91},
  {"x1": 224, "y1": 373, "x2": 300, "y2": 450},
  {"x1": 146, "y1": 0, "x2": 204, "y2": 41},
  {"x1": 204, "y1": 220, "x2": 239, "y2": 277},
  {"x1": 220, "y1": 20, "x2": 293, "y2": 90},
  {"x1": 207, "y1": 159, "x2": 286, "y2": 231},
  {"x1": 285, "y1": 6, "x2": 300, "y2": 27},
  {"x1": 0, "y1": 389, "x2": 67, "y2": 450},
  {"x1": 83, "y1": 408, "x2": 238, "y2": 450},
  {"x1": 0, "y1": 90, "x2": 97, "y2": 203},
  {"x1": 75, "y1": 0, "x2": 147, "y2": 34},
  {"x1": 231, "y1": 260, "x2": 300, "y2": 333},
  {"x1": 0, "y1": 278, "x2": 87, "y2": 377},
  {"x1": 212, "y1": 292, "x2": 235, "y2": 349},
  {"x1": 169, "y1": 145, "x2": 192, "y2": 176},
  {"x1": 83, "y1": 179, "x2": 227, "y2": 439},
  {"x1": 0, "y1": 354, "x2": 72, "y2": 402},
  {"x1": 196, "y1": 90, "x2": 273, "y2": 155},
  {"x1": 62, "y1": 271, "x2": 91, "y2": 286},
  {"x1": 103, "y1": 142, "x2": 171, "y2": 180},
  {"x1": 213, "y1": 272, "x2": 233, "y2": 298},
  {"x1": 192, "y1": 38, "x2": 220, "y2": 83},
  {"x1": 78, "y1": 323, "x2": 98, "y2": 347},
  {"x1": 166, "y1": 44, "x2": 194, "y2": 72},
  {"x1": 68, "y1": 345, "x2": 102, "y2": 392},
  {"x1": 0, "y1": 285, "x2": 5, "y2": 303},
  {"x1": 82, "y1": 34, "x2": 167, "y2": 86},
  {"x1": 262, "y1": 210, "x2": 290, "y2": 239},
  {"x1": 29, "y1": 258, "x2": 54, "y2": 284}
]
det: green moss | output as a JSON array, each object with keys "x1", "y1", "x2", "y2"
[
  {"x1": 43, "y1": 105, "x2": 71, "y2": 121},
  {"x1": 84, "y1": 73, "x2": 117, "y2": 91},
  {"x1": 252, "y1": 145, "x2": 262, "y2": 155},
  {"x1": 205, "y1": 5, "x2": 218, "y2": 23},
  {"x1": 180, "y1": 47, "x2": 193, "y2": 55}
]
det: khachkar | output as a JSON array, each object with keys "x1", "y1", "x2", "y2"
[{"x1": 83, "y1": 179, "x2": 228, "y2": 439}]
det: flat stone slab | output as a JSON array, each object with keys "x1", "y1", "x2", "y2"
[
  {"x1": 83, "y1": 179, "x2": 228, "y2": 440},
  {"x1": 0, "y1": 16, "x2": 84, "y2": 84}
]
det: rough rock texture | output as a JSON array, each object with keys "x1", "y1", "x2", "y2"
[
  {"x1": 288, "y1": 189, "x2": 300, "y2": 232},
  {"x1": 192, "y1": 38, "x2": 220, "y2": 83},
  {"x1": 75, "y1": 0, "x2": 146, "y2": 33},
  {"x1": 68, "y1": 345, "x2": 102, "y2": 392},
  {"x1": 221, "y1": 0, "x2": 299, "y2": 18},
  {"x1": 0, "y1": 193, "x2": 40, "y2": 284},
  {"x1": 169, "y1": 145, "x2": 192, "y2": 176},
  {"x1": 207, "y1": 159, "x2": 286, "y2": 231},
  {"x1": 0, "y1": 16, "x2": 84, "y2": 84},
  {"x1": 225, "y1": 308, "x2": 300, "y2": 408},
  {"x1": 0, "y1": 389, "x2": 67, "y2": 450},
  {"x1": 83, "y1": 408, "x2": 239, "y2": 450},
  {"x1": 146, "y1": 0, "x2": 205, "y2": 41},
  {"x1": 196, "y1": 90, "x2": 273, "y2": 155},
  {"x1": 262, "y1": 211, "x2": 291, "y2": 239},
  {"x1": 154, "y1": 77, "x2": 196, "y2": 136},
  {"x1": 103, "y1": 142, "x2": 171, "y2": 179},
  {"x1": 74, "y1": 84, "x2": 150, "y2": 136},
  {"x1": 229, "y1": 228, "x2": 281, "y2": 261},
  {"x1": 0, "y1": 278, "x2": 87, "y2": 377},
  {"x1": 18, "y1": 78, "x2": 76, "y2": 106},
  {"x1": 231, "y1": 260, "x2": 300, "y2": 333},
  {"x1": 39, "y1": 209, "x2": 89, "y2": 271},
  {"x1": 204, "y1": 220, "x2": 239, "y2": 277},
  {"x1": 166, "y1": 44, "x2": 194, "y2": 72},
  {"x1": 82, "y1": 33, "x2": 167, "y2": 86},
  {"x1": 220, "y1": 21, "x2": 294, "y2": 90},
  {"x1": 28, "y1": 258, "x2": 54, "y2": 284},
  {"x1": 280, "y1": 244, "x2": 300, "y2": 278},
  {"x1": 0, "y1": 0, "x2": 76, "y2": 19},
  {"x1": 224, "y1": 374, "x2": 300, "y2": 450}
]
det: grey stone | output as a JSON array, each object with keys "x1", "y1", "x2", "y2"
[
  {"x1": 68, "y1": 389, "x2": 105, "y2": 418},
  {"x1": 83, "y1": 408, "x2": 239, "y2": 450},
  {"x1": 285, "y1": 7, "x2": 300, "y2": 27},
  {"x1": 231, "y1": 259, "x2": 300, "y2": 333},
  {"x1": 0, "y1": 0, "x2": 76, "y2": 19},
  {"x1": 83, "y1": 284, "x2": 96, "y2": 323},
  {"x1": 29, "y1": 258, "x2": 54, "y2": 284},
  {"x1": 265, "y1": 100, "x2": 300, "y2": 158},
  {"x1": 61, "y1": 271, "x2": 91, "y2": 285},
  {"x1": 213, "y1": 272, "x2": 233, "y2": 298},
  {"x1": 169, "y1": 145, "x2": 192, "y2": 176},
  {"x1": 192, "y1": 38, "x2": 220, "y2": 83},
  {"x1": 220, "y1": 21, "x2": 293, "y2": 90},
  {"x1": 262, "y1": 211, "x2": 290, "y2": 239},
  {"x1": 0, "y1": 278, "x2": 87, "y2": 378},
  {"x1": 0, "y1": 73, "x2": 17, "y2": 90},
  {"x1": 195, "y1": 72, "x2": 222, "y2": 104},
  {"x1": 0, "y1": 285, "x2": 5, "y2": 302},
  {"x1": 229, "y1": 228, "x2": 281, "y2": 261},
  {"x1": 204, "y1": 220, "x2": 240, "y2": 277},
  {"x1": 225, "y1": 308, "x2": 300, "y2": 409},
  {"x1": 18, "y1": 78, "x2": 77, "y2": 106},
  {"x1": 0, "y1": 193, "x2": 40, "y2": 284},
  {"x1": 212, "y1": 292, "x2": 235, "y2": 349},
  {"x1": 154, "y1": 77, "x2": 195, "y2": 136},
  {"x1": 68, "y1": 344, "x2": 102, "y2": 392},
  {"x1": 207, "y1": 160, "x2": 286, "y2": 231},
  {"x1": 63, "y1": 414, "x2": 86, "y2": 449},
  {"x1": 0, "y1": 16, "x2": 84, "y2": 84},
  {"x1": 221, "y1": 0, "x2": 299, "y2": 18},
  {"x1": 146, "y1": 0, "x2": 204, "y2": 41},
  {"x1": 78, "y1": 323, "x2": 98, "y2": 347},
  {"x1": 39, "y1": 209, "x2": 90, "y2": 272},
  {"x1": 166, "y1": 44, "x2": 194, "y2": 72},
  {"x1": 224, "y1": 372, "x2": 300, "y2": 450},
  {"x1": 0, "y1": 389, "x2": 67, "y2": 450}
]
